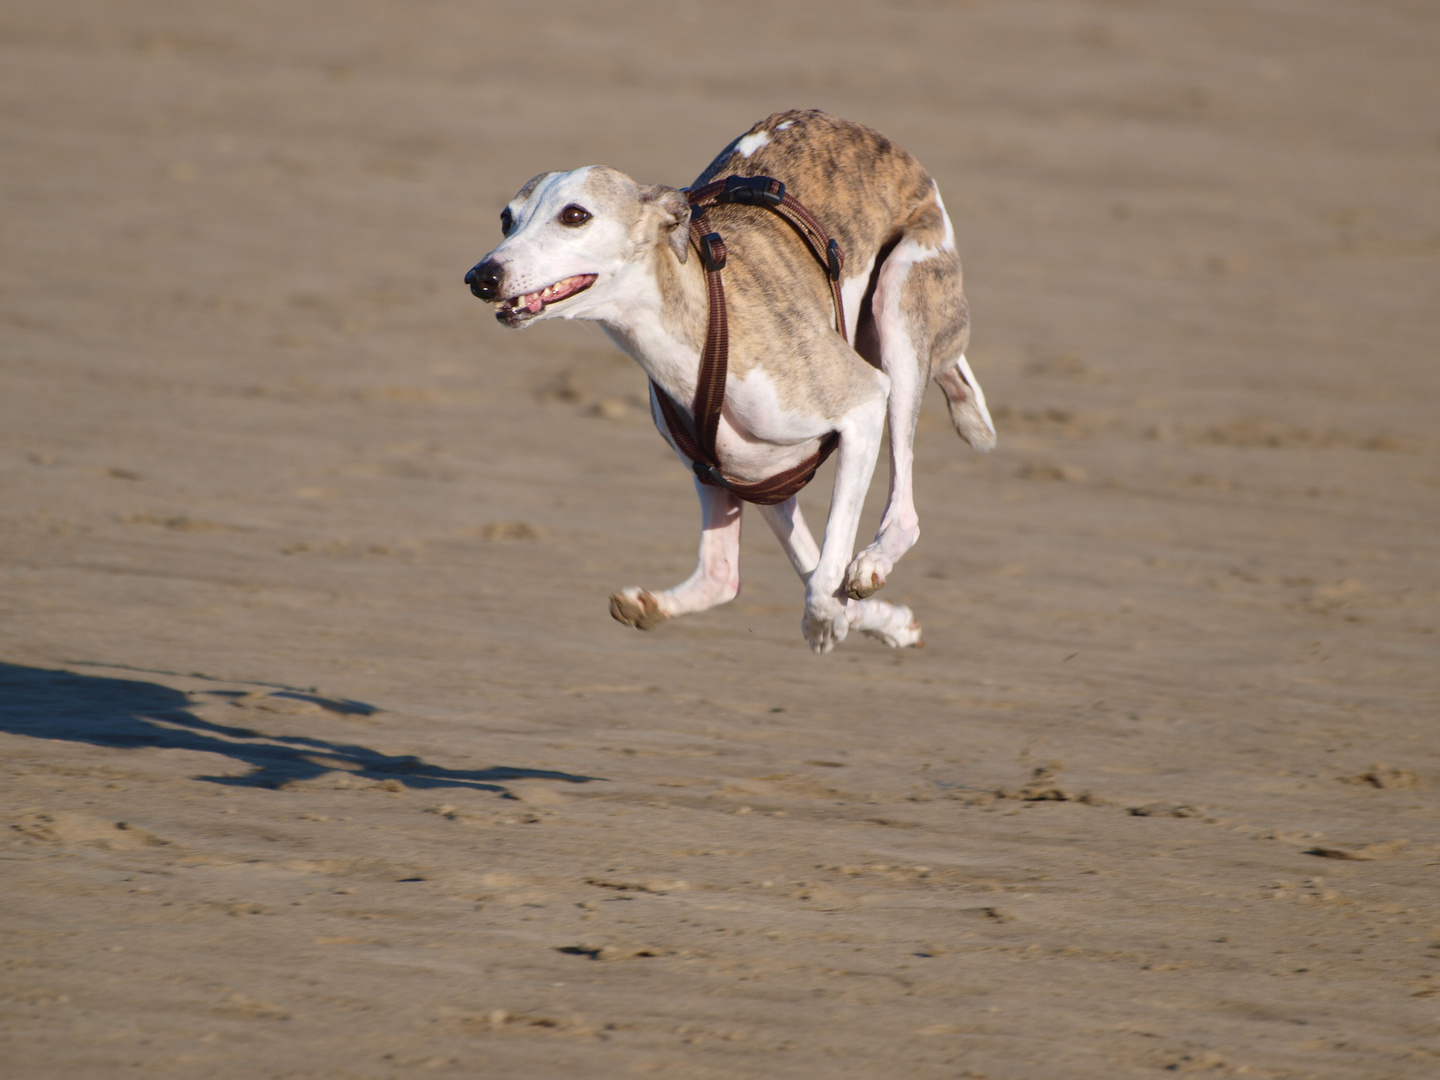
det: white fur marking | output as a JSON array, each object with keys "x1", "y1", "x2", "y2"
[
  {"x1": 882, "y1": 235, "x2": 942, "y2": 281},
  {"x1": 932, "y1": 182, "x2": 957, "y2": 252},
  {"x1": 735, "y1": 130, "x2": 771, "y2": 158},
  {"x1": 840, "y1": 253, "x2": 877, "y2": 341},
  {"x1": 717, "y1": 367, "x2": 842, "y2": 478}
]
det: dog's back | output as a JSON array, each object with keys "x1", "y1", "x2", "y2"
[{"x1": 693, "y1": 110, "x2": 941, "y2": 268}]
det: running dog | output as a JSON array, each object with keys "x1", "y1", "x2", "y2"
[{"x1": 464, "y1": 110, "x2": 995, "y2": 653}]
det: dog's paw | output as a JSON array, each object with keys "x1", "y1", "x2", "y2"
[
  {"x1": 801, "y1": 601, "x2": 849, "y2": 654},
  {"x1": 857, "y1": 603, "x2": 923, "y2": 650},
  {"x1": 843, "y1": 551, "x2": 889, "y2": 601},
  {"x1": 609, "y1": 588, "x2": 667, "y2": 631}
]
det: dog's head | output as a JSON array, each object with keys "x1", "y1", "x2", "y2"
[{"x1": 464, "y1": 167, "x2": 691, "y2": 328}]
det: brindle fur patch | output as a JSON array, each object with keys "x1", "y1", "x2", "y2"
[
  {"x1": 690, "y1": 110, "x2": 953, "y2": 417},
  {"x1": 901, "y1": 253, "x2": 970, "y2": 377}
]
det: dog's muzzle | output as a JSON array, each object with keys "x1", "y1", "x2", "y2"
[{"x1": 465, "y1": 260, "x2": 503, "y2": 301}]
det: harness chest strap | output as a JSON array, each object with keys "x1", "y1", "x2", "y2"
[{"x1": 650, "y1": 175, "x2": 848, "y2": 507}]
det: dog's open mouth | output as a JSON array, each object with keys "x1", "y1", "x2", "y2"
[{"x1": 496, "y1": 274, "x2": 597, "y2": 322}]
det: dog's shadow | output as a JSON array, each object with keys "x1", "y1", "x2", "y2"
[{"x1": 0, "y1": 662, "x2": 597, "y2": 793}]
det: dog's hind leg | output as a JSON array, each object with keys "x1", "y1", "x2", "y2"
[
  {"x1": 610, "y1": 482, "x2": 743, "y2": 630},
  {"x1": 843, "y1": 205, "x2": 996, "y2": 602},
  {"x1": 759, "y1": 499, "x2": 922, "y2": 650},
  {"x1": 842, "y1": 239, "x2": 947, "y2": 600}
]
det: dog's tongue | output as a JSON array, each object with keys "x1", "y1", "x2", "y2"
[{"x1": 527, "y1": 295, "x2": 545, "y2": 313}]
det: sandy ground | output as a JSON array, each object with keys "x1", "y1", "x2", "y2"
[{"x1": 2, "y1": 1, "x2": 1439, "y2": 1077}]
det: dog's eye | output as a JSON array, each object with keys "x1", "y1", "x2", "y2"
[
  {"x1": 559, "y1": 204, "x2": 591, "y2": 227},
  {"x1": 500, "y1": 208, "x2": 514, "y2": 235}
]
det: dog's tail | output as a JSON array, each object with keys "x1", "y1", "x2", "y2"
[{"x1": 936, "y1": 354, "x2": 996, "y2": 451}]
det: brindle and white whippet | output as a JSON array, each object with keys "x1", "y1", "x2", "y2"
[{"x1": 464, "y1": 110, "x2": 995, "y2": 653}]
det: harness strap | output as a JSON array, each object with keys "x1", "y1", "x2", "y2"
[{"x1": 650, "y1": 175, "x2": 847, "y2": 507}]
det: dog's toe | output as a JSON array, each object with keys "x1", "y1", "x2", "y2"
[
  {"x1": 845, "y1": 572, "x2": 881, "y2": 601},
  {"x1": 609, "y1": 589, "x2": 666, "y2": 631},
  {"x1": 843, "y1": 558, "x2": 886, "y2": 601}
]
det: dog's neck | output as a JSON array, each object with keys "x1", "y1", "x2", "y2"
[{"x1": 588, "y1": 241, "x2": 709, "y2": 405}]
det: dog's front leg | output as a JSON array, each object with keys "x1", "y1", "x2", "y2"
[
  {"x1": 609, "y1": 481, "x2": 743, "y2": 631},
  {"x1": 759, "y1": 499, "x2": 922, "y2": 650},
  {"x1": 756, "y1": 498, "x2": 820, "y2": 583},
  {"x1": 801, "y1": 396, "x2": 887, "y2": 653}
]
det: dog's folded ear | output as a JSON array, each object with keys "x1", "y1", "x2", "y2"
[{"x1": 639, "y1": 185, "x2": 691, "y2": 264}]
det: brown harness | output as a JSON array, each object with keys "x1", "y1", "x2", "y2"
[{"x1": 650, "y1": 175, "x2": 848, "y2": 506}]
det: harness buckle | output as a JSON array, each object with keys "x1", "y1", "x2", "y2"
[
  {"x1": 698, "y1": 231, "x2": 727, "y2": 272},
  {"x1": 720, "y1": 174, "x2": 785, "y2": 208},
  {"x1": 826, "y1": 238, "x2": 843, "y2": 281},
  {"x1": 692, "y1": 459, "x2": 731, "y2": 488}
]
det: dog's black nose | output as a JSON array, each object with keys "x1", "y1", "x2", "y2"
[{"x1": 465, "y1": 260, "x2": 503, "y2": 301}]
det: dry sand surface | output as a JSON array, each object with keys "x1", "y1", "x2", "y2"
[{"x1": 3, "y1": 1, "x2": 1439, "y2": 1077}]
